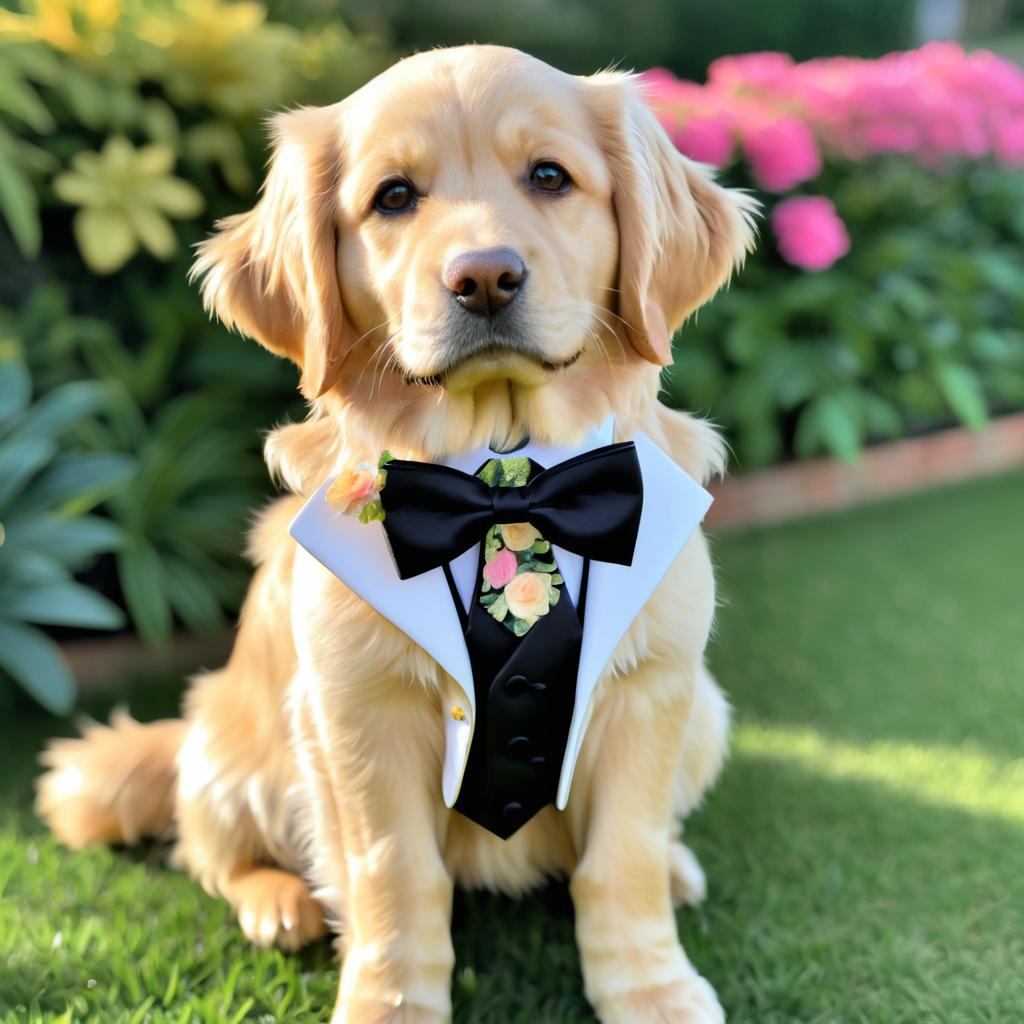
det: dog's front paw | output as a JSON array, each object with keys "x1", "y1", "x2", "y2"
[
  {"x1": 331, "y1": 996, "x2": 448, "y2": 1024},
  {"x1": 594, "y1": 973, "x2": 725, "y2": 1024},
  {"x1": 231, "y1": 868, "x2": 328, "y2": 951}
]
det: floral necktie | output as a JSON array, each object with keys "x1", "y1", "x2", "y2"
[
  {"x1": 453, "y1": 455, "x2": 582, "y2": 837},
  {"x1": 475, "y1": 456, "x2": 564, "y2": 637}
]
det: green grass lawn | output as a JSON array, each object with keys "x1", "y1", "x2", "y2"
[{"x1": 3, "y1": 471, "x2": 1023, "y2": 1023}]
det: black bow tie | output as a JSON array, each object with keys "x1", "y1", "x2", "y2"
[{"x1": 379, "y1": 441, "x2": 644, "y2": 579}]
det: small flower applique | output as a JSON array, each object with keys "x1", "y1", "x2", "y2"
[
  {"x1": 475, "y1": 457, "x2": 563, "y2": 638},
  {"x1": 326, "y1": 451, "x2": 393, "y2": 523}
]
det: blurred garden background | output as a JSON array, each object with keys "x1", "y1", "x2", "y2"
[{"x1": 1, "y1": 1, "x2": 1022, "y2": 1022}]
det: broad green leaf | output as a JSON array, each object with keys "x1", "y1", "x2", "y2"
[
  {"x1": 106, "y1": 82, "x2": 142, "y2": 131},
  {"x1": 0, "y1": 620, "x2": 75, "y2": 714},
  {"x1": 794, "y1": 393, "x2": 862, "y2": 462},
  {"x1": 59, "y1": 64, "x2": 106, "y2": 128},
  {"x1": 0, "y1": 350, "x2": 31, "y2": 428},
  {"x1": 118, "y1": 538, "x2": 172, "y2": 645},
  {"x1": 10, "y1": 380, "x2": 109, "y2": 442},
  {"x1": 0, "y1": 551, "x2": 67, "y2": 585},
  {"x1": 184, "y1": 120, "x2": 251, "y2": 192},
  {"x1": 858, "y1": 391, "x2": 902, "y2": 439},
  {"x1": 8, "y1": 513, "x2": 124, "y2": 568},
  {"x1": 735, "y1": 418, "x2": 782, "y2": 469},
  {"x1": 140, "y1": 99, "x2": 180, "y2": 146},
  {"x1": 777, "y1": 272, "x2": 852, "y2": 315},
  {"x1": 934, "y1": 362, "x2": 989, "y2": 432},
  {"x1": 880, "y1": 273, "x2": 931, "y2": 319},
  {"x1": 12, "y1": 451, "x2": 136, "y2": 516},
  {"x1": 74, "y1": 207, "x2": 137, "y2": 274},
  {"x1": 163, "y1": 556, "x2": 223, "y2": 636},
  {"x1": 0, "y1": 148, "x2": 41, "y2": 258},
  {"x1": 725, "y1": 316, "x2": 780, "y2": 366},
  {"x1": 0, "y1": 68, "x2": 54, "y2": 132},
  {"x1": 0, "y1": 436, "x2": 56, "y2": 510},
  {"x1": 0, "y1": 579, "x2": 124, "y2": 630},
  {"x1": 5, "y1": 42, "x2": 62, "y2": 85},
  {"x1": 969, "y1": 329, "x2": 1019, "y2": 365}
]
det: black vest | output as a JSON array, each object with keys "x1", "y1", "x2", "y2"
[{"x1": 442, "y1": 464, "x2": 589, "y2": 840}]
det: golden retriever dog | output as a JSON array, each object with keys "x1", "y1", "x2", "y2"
[{"x1": 37, "y1": 45, "x2": 755, "y2": 1023}]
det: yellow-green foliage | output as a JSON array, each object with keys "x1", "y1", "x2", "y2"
[
  {"x1": 54, "y1": 137, "x2": 204, "y2": 272},
  {"x1": 0, "y1": 0, "x2": 386, "y2": 269},
  {"x1": 0, "y1": 3, "x2": 387, "y2": 659}
]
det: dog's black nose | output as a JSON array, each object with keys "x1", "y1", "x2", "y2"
[{"x1": 443, "y1": 247, "x2": 526, "y2": 316}]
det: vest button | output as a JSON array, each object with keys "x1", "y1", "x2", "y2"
[
  {"x1": 529, "y1": 680, "x2": 547, "y2": 692},
  {"x1": 506, "y1": 735, "x2": 531, "y2": 758},
  {"x1": 503, "y1": 801, "x2": 523, "y2": 820},
  {"x1": 504, "y1": 674, "x2": 528, "y2": 696}
]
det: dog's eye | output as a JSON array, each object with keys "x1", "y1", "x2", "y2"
[
  {"x1": 529, "y1": 161, "x2": 571, "y2": 194},
  {"x1": 373, "y1": 180, "x2": 417, "y2": 214}
]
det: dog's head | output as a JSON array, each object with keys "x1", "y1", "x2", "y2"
[{"x1": 194, "y1": 46, "x2": 755, "y2": 456}]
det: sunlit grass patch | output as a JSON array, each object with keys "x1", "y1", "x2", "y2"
[{"x1": 734, "y1": 723, "x2": 1024, "y2": 824}]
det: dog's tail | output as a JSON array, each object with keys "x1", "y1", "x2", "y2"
[{"x1": 36, "y1": 709, "x2": 186, "y2": 848}]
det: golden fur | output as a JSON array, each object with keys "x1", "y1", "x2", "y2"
[{"x1": 38, "y1": 45, "x2": 756, "y2": 1023}]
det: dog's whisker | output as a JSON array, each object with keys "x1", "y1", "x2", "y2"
[
  {"x1": 338, "y1": 319, "x2": 392, "y2": 378},
  {"x1": 351, "y1": 328, "x2": 399, "y2": 397}
]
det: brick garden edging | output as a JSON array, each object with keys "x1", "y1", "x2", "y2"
[
  {"x1": 65, "y1": 630, "x2": 233, "y2": 692},
  {"x1": 706, "y1": 412, "x2": 1024, "y2": 531}
]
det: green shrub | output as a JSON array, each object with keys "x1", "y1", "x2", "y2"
[
  {"x1": 0, "y1": 1, "x2": 388, "y2": 657},
  {"x1": 664, "y1": 162, "x2": 1024, "y2": 468},
  {"x1": 0, "y1": 345, "x2": 131, "y2": 712}
]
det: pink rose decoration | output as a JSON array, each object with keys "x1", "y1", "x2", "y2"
[
  {"x1": 483, "y1": 548, "x2": 517, "y2": 589},
  {"x1": 772, "y1": 196, "x2": 851, "y2": 272},
  {"x1": 326, "y1": 462, "x2": 382, "y2": 516},
  {"x1": 742, "y1": 116, "x2": 822, "y2": 191}
]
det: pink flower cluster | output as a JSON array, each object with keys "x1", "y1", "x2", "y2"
[
  {"x1": 643, "y1": 43, "x2": 1024, "y2": 270},
  {"x1": 645, "y1": 43, "x2": 1024, "y2": 179},
  {"x1": 772, "y1": 197, "x2": 850, "y2": 271}
]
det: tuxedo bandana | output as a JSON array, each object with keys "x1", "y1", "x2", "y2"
[{"x1": 380, "y1": 443, "x2": 644, "y2": 838}]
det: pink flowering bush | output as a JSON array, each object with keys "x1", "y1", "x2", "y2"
[
  {"x1": 647, "y1": 45, "x2": 1024, "y2": 466},
  {"x1": 742, "y1": 117, "x2": 822, "y2": 193},
  {"x1": 645, "y1": 43, "x2": 1024, "y2": 271},
  {"x1": 772, "y1": 197, "x2": 850, "y2": 271}
]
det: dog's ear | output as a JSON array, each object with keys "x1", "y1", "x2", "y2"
[
  {"x1": 192, "y1": 105, "x2": 347, "y2": 398},
  {"x1": 585, "y1": 73, "x2": 757, "y2": 365}
]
